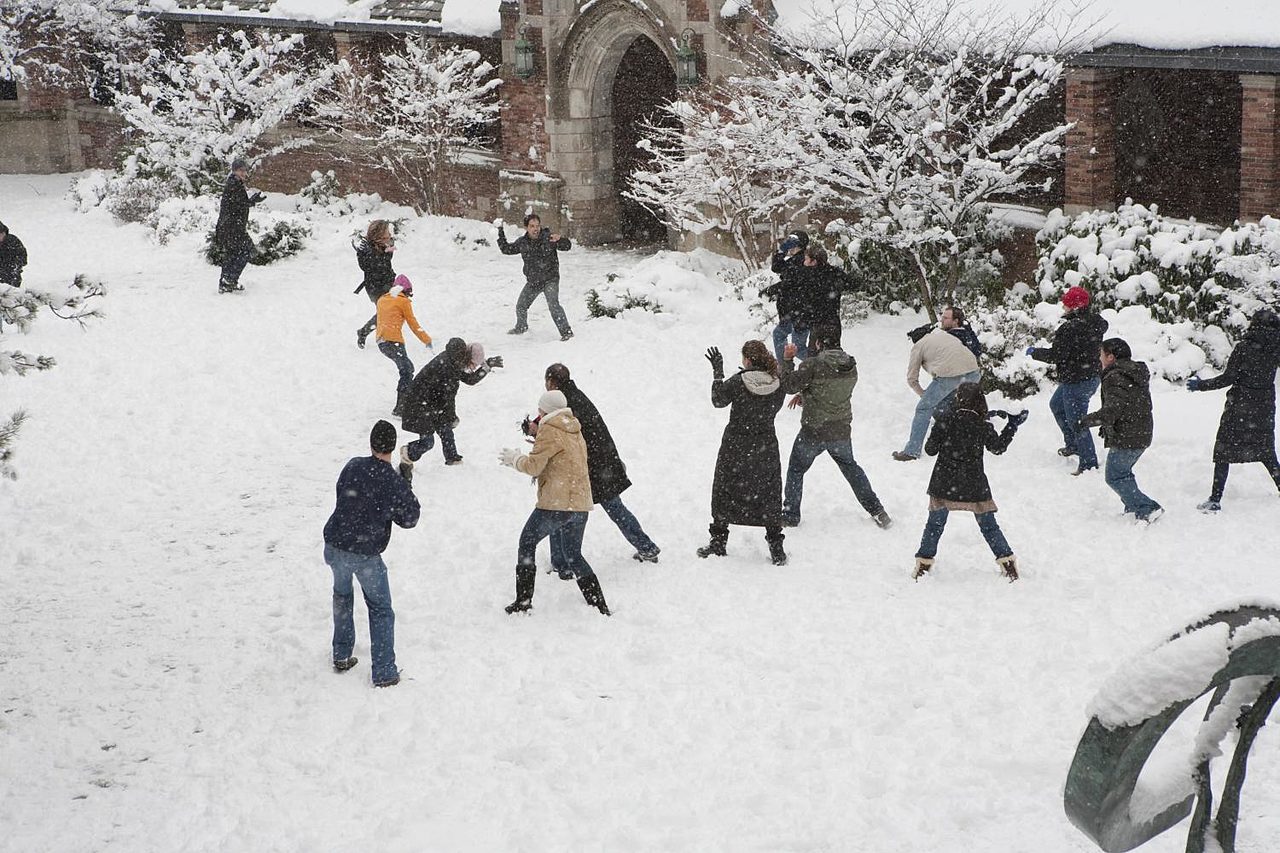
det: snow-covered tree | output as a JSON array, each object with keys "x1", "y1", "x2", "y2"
[
  {"x1": 316, "y1": 37, "x2": 502, "y2": 214},
  {"x1": 0, "y1": 0, "x2": 153, "y2": 86}
]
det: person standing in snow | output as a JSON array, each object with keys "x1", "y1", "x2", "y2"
[
  {"x1": 497, "y1": 214, "x2": 574, "y2": 341},
  {"x1": 353, "y1": 220, "x2": 397, "y2": 349},
  {"x1": 700, "y1": 340, "x2": 788, "y2": 565},
  {"x1": 1026, "y1": 285, "x2": 1108, "y2": 474},
  {"x1": 542, "y1": 362, "x2": 661, "y2": 563},
  {"x1": 397, "y1": 338, "x2": 503, "y2": 481},
  {"x1": 499, "y1": 389, "x2": 610, "y2": 616},
  {"x1": 213, "y1": 156, "x2": 264, "y2": 294},
  {"x1": 0, "y1": 221, "x2": 27, "y2": 287},
  {"x1": 322, "y1": 419, "x2": 419, "y2": 688},
  {"x1": 375, "y1": 275, "x2": 433, "y2": 417},
  {"x1": 1187, "y1": 308, "x2": 1280, "y2": 512},
  {"x1": 913, "y1": 382, "x2": 1027, "y2": 582},
  {"x1": 779, "y1": 326, "x2": 892, "y2": 530},
  {"x1": 799, "y1": 245, "x2": 858, "y2": 333},
  {"x1": 764, "y1": 231, "x2": 811, "y2": 362},
  {"x1": 1078, "y1": 338, "x2": 1163, "y2": 523},
  {"x1": 893, "y1": 306, "x2": 982, "y2": 461}
]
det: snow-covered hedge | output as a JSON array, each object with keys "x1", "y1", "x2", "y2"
[{"x1": 585, "y1": 250, "x2": 740, "y2": 323}]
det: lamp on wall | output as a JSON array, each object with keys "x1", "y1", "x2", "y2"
[
  {"x1": 514, "y1": 23, "x2": 535, "y2": 79},
  {"x1": 676, "y1": 28, "x2": 699, "y2": 87}
]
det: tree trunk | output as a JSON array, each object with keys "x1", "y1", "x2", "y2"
[{"x1": 910, "y1": 251, "x2": 938, "y2": 323}]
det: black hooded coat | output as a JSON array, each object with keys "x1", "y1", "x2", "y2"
[
  {"x1": 710, "y1": 369, "x2": 785, "y2": 526},
  {"x1": 401, "y1": 338, "x2": 491, "y2": 435},
  {"x1": 1198, "y1": 311, "x2": 1280, "y2": 463},
  {"x1": 557, "y1": 379, "x2": 632, "y2": 504}
]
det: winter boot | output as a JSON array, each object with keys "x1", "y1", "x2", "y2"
[
  {"x1": 505, "y1": 565, "x2": 536, "y2": 614},
  {"x1": 398, "y1": 446, "x2": 414, "y2": 484},
  {"x1": 891, "y1": 451, "x2": 919, "y2": 462},
  {"x1": 912, "y1": 557, "x2": 934, "y2": 581},
  {"x1": 373, "y1": 672, "x2": 400, "y2": 688},
  {"x1": 1057, "y1": 446, "x2": 1077, "y2": 457},
  {"x1": 696, "y1": 524, "x2": 729, "y2": 558},
  {"x1": 560, "y1": 330, "x2": 574, "y2": 342},
  {"x1": 577, "y1": 574, "x2": 611, "y2": 616},
  {"x1": 333, "y1": 656, "x2": 358, "y2": 673},
  {"x1": 766, "y1": 531, "x2": 787, "y2": 566},
  {"x1": 632, "y1": 548, "x2": 660, "y2": 563},
  {"x1": 997, "y1": 555, "x2": 1019, "y2": 582},
  {"x1": 507, "y1": 326, "x2": 527, "y2": 335},
  {"x1": 1197, "y1": 499, "x2": 1222, "y2": 513},
  {"x1": 873, "y1": 509, "x2": 893, "y2": 529}
]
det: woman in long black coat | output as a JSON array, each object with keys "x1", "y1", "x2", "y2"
[
  {"x1": 354, "y1": 220, "x2": 397, "y2": 349},
  {"x1": 914, "y1": 382, "x2": 1026, "y2": 582},
  {"x1": 699, "y1": 339, "x2": 788, "y2": 565},
  {"x1": 1188, "y1": 308, "x2": 1280, "y2": 511}
]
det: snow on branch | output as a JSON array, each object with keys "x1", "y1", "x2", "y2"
[{"x1": 1, "y1": 0, "x2": 155, "y2": 87}]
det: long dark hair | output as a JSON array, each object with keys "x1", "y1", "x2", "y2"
[
  {"x1": 952, "y1": 382, "x2": 988, "y2": 417},
  {"x1": 741, "y1": 340, "x2": 778, "y2": 377}
]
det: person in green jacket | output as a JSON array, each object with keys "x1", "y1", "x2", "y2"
[{"x1": 779, "y1": 325, "x2": 892, "y2": 529}]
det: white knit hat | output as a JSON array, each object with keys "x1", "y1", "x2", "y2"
[{"x1": 538, "y1": 390, "x2": 567, "y2": 414}]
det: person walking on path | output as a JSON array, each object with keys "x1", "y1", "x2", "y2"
[
  {"x1": 322, "y1": 420, "x2": 419, "y2": 688},
  {"x1": 913, "y1": 383, "x2": 1027, "y2": 582},
  {"x1": 1027, "y1": 285, "x2": 1109, "y2": 474},
  {"x1": 354, "y1": 220, "x2": 397, "y2": 349},
  {"x1": 398, "y1": 338, "x2": 503, "y2": 480},
  {"x1": 1079, "y1": 338, "x2": 1163, "y2": 523},
  {"x1": 213, "y1": 156, "x2": 264, "y2": 293},
  {"x1": 779, "y1": 326, "x2": 892, "y2": 530},
  {"x1": 498, "y1": 214, "x2": 574, "y2": 340},
  {"x1": 375, "y1": 275, "x2": 433, "y2": 417},
  {"x1": 1187, "y1": 308, "x2": 1280, "y2": 512},
  {"x1": 893, "y1": 306, "x2": 981, "y2": 461},
  {"x1": 499, "y1": 389, "x2": 610, "y2": 616},
  {"x1": 0, "y1": 221, "x2": 27, "y2": 287},
  {"x1": 543, "y1": 362, "x2": 661, "y2": 563},
  {"x1": 700, "y1": 340, "x2": 788, "y2": 565},
  {"x1": 764, "y1": 231, "x2": 811, "y2": 362}
]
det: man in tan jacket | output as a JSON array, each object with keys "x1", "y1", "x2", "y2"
[
  {"x1": 893, "y1": 306, "x2": 981, "y2": 461},
  {"x1": 499, "y1": 390, "x2": 610, "y2": 615}
]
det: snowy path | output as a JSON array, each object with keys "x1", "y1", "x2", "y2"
[{"x1": 2, "y1": 174, "x2": 1279, "y2": 852}]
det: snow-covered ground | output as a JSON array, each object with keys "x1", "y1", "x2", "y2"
[{"x1": 3, "y1": 173, "x2": 1280, "y2": 852}]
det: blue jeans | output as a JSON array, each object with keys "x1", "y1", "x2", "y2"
[
  {"x1": 220, "y1": 240, "x2": 252, "y2": 287},
  {"x1": 519, "y1": 508, "x2": 594, "y2": 579},
  {"x1": 903, "y1": 370, "x2": 981, "y2": 457},
  {"x1": 324, "y1": 544, "x2": 397, "y2": 684},
  {"x1": 1050, "y1": 378, "x2": 1100, "y2": 469},
  {"x1": 553, "y1": 495, "x2": 657, "y2": 563},
  {"x1": 1105, "y1": 448, "x2": 1161, "y2": 518},
  {"x1": 515, "y1": 279, "x2": 571, "y2": 335},
  {"x1": 916, "y1": 508, "x2": 1012, "y2": 559},
  {"x1": 378, "y1": 341, "x2": 415, "y2": 405},
  {"x1": 784, "y1": 429, "x2": 883, "y2": 521},
  {"x1": 772, "y1": 319, "x2": 810, "y2": 363},
  {"x1": 406, "y1": 427, "x2": 459, "y2": 462}
]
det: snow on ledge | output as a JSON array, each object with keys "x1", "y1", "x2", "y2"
[{"x1": 440, "y1": 0, "x2": 501, "y2": 36}]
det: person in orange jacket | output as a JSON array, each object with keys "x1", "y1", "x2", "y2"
[{"x1": 376, "y1": 274, "x2": 433, "y2": 416}]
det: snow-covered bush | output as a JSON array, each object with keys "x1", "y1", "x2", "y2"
[
  {"x1": 586, "y1": 281, "x2": 662, "y2": 318},
  {"x1": 294, "y1": 170, "x2": 383, "y2": 219},
  {"x1": 204, "y1": 212, "x2": 311, "y2": 267},
  {"x1": 1, "y1": 0, "x2": 153, "y2": 86}
]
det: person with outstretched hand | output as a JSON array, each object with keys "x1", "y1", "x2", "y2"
[{"x1": 497, "y1": 214, "x2": 574, "y2": 341}]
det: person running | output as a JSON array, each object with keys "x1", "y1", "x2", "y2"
[
  {"x1": 213, "y1": 156, "x2": 264, "y2": 293},
  {"x1": 894, "y1": 306, "x2": 981, "y2": 461},
  {"x1": 913, "y1": 382, "x2": 1027, "y2": 582},
  {"x1": 700, "y1": 340, "x2": 788, "y2": 565},
  {"x1": 322, "y1": 420, "x2": 419, "y2": 688},
  {"x1": 1188, "y1": 308, "x2": 1280, "y2": 512},
  {"x1": 375, "y1": 275, "x2": 433, "y2": 417},
  {"x1": 498, "y1": 214, "x2": 574, "y2": 340},
  {"x1": 499, "y1": 389, "x2": 610, "y2": 616},
  {"x1": 398, "y1": 338, "x2": 503, "y2": 481},
  {"x1": 779, "y1": 325, "x2": 892, "y2": 530},
  {"x1": 354, "y1": 220, "x2": 397, "y2": 349},
  {"x1": 1079, "y1": 338, "x2": 1163, "y2": 523},
  {"x1": 764, "y1": 231, "x2": 810, "y2": 362}
]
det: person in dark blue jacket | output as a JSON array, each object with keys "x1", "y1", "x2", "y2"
[
  {"x1": 498, "y1": 214, "x2": 574, "y2": 340},
  {"x1": 322, "y1": 420, "x2": 420, "y2": 688}
]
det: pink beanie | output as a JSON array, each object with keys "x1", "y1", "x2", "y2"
[{"x1": 394, "y1": 274, "x2": 413, "y2": 294}]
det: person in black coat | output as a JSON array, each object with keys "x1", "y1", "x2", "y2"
[
  {"x1": 764, "y1": 231, "x2": 810, "y2": 362},
  {"x1": 498, "y1": 213, "x2": 574, "y2": 340},
  {"x1": 1187, "y1": 308, "x2": 1280, "y2": 512},
  {"x1": 397, "y1": 338, "x2": 503, "y2": 481},
  {"x1": 798, "y1": 245, "x2": 856, "y2": 331},
  {"x1": 700, "y1": 339, "x2": 788, "y2": 565},
  {"x1": 1027, "y1": 285, "x2": 1109, "y2": 473},
  {"x1": 354, "y1": 219, "x2": 397, "y2": 349},
  {"x1": 0, "y1": 221, "x2": 27, "y2": 287},
  {"x1": 213, "y1": 156, "x2": 264, "y2": 293},
  {"x1": 1079, "y1": 338, "x2": 1162, "y2": 522},
  {"x1": 914, "y1": 382, "x2": 1026, "y2": 581}
]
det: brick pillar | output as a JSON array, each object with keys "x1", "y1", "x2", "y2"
[
  {"x1": 687, "y1": 0, "x2": 710, "y2": 22},
  {"x1": 499, "y1": 3, "x2": 550, "y2": 172},
  {"x1": 1240, "y1": 74, "x2": 1280, "y2": 221},
  {"x1": 1064, "y1": 67, "x2": 1119, "y2": 214}
]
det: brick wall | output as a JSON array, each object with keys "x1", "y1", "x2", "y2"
[
  {"x1": 1240, "y1": 74, "x2": 1280, "y2": 221},
  {"x1": 687, "y1": 0, "x2": 710, "y2": 22},
  {"x1": 1064, "y1": 68, "x2": 1118, "y2": 213}
]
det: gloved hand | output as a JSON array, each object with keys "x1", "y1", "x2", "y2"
[
  {"x1": 499, "y1": 448, "x2": 522, "y2": 468},
  {"x1": 705, "y1": 346, "x2": 724, "y2": 378},
  {"x1": 1187, "y1": 377, "x2": 1203, "y2": 391},
  {"x1": 1008, "y1": 409, "x2": 1029, "y2": 428},
  {"x1": 486, "y1": 356, "x2": 504, "y2": 369},
  {"x1": 1025, "y1": 346, "x2": 1036, "y2": 357},
  {"x1": 493, "y1": 217, "x2": 505, "y2": 229},
  {"x1": 249, "y1": 191, "x2": 265, "y2": 204}
]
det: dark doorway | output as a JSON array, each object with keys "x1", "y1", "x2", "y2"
[{"x1": 611, "y1": 36, "x2": 677, "y2": 243}]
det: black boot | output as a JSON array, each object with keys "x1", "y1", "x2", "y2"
[
  {"x1": 577, "y1": 575, "x2": 611, "y2": 616},
  {"x1": 766, "y1": 529, "x2": 787, "y2": 566},
  {"x1": 505, "y1": 565, "x2": 536, "y2": 614},
  {"x1": 696, "y1": 522, "x2": 729, "y2": 558}
]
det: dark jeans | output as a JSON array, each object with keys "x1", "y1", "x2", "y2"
[
  {"x1": 783, "y1": 429, "x2": 884, "y2": 521},
  {"x1": 915, "y1": 508, "x2": 1012, "y2": 560},
  {"x1": 518, "y1": 508, "x2": 594, "y2": 579},
  {"x1": 514, "y1": 279, "x2": 571, "y2": 335},
  {"x1": 1210, "y1": 452, "x2": 1280, "y2": 501},
  {"x1": 406, "y1": 427, "x2": 459, "y2": 463},
  {"x1": 772, "y1": 319, "x2": 810, "y2": 364},
  {"x1": 1050, "y1": 378, "x2": 1100, "y2": 469},
  {"x1": 324, "y1": 544, "x2": 397, "y2": 684},
  {"x1": 1104, "y1": 448, "x2": 1161, "y2": 518},
  {"x1": 551, "y1": 495, "x2": 657, "y2": 565},
  {"x1": 220, "y1": 241, "x2": 252, "y2": 287},
  {"x1": 377, "y1": 341, "x2": 414, "y2": 405}
]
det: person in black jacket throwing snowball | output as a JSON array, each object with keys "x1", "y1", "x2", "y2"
[{"x1": 498, "y1": 214, "x2": 574, "y2": 341}]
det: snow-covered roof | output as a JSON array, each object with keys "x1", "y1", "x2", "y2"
[{"x1": 155, "y1": 0, "x2": 501, "y2": 35}]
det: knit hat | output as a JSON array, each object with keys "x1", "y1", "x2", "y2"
[
  {"x1": 370, "y1": 419, "x2": 397, "y2": 454},
  {"x1": 394, "y1": 274, "x2": 413, "y2": 295},
  {"x1": 445, "y1": 337, "x2": 469, "y2": 364},
  {"x1": 1062, "y1": 286, "x2": 1090, "y2": 311},
  {"x1": 538, "y1": 390, "x2": 567, "y2": 414}
]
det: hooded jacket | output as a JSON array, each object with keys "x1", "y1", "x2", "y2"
[
  {"x1": 780, "y1": 347, "x2": 859, "y2": 441},
  {"x1": 1080, "y1": 358, "x2": 1154, "y2": 449},
  {"x1": 710, "y1": 369, "x2": 785, "y2": 527},
  {"x1": 557, "y1": 379, "x2": 632, "y2": 504},
  {"x1": 514, "y1": 407, "x2": 593, "y2": 511},
  {"x1": 400, "y1": 338, "x2": 491, "y2": 435},
  {"x1": 1196, "y1": 310, "x2": 1280, "y2": 463},
  {"x1": 925, "y1": 407, "x2": 1019, "y2": 505},
  {"x1": 354, "y1": 237, "x2": 396, "y2": 299},
  {"x1": 1030, "y1": 309, "x2": 1109, "y2": 384}
]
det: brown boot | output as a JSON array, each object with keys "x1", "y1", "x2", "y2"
[
  {"x1": 997, "y1": 555, "x2": 1019, "y2": 582},
  {"x1": 913, "y1": 557, "x2": 934, "y2": 581}
]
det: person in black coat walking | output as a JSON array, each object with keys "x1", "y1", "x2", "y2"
[
  {"x1": 213, "y1": 156, "x2": 264, "y2": 293},
  {"x1": 398, "y1": 338, "x2": 503, "y2": 481},
  {"x1": 1187, "y1": 308, "x2": 1280, "y2": 512},
  {"x1": 0, "y1": 221, "x2": 27, "y2": 287},
  {"x1": 1079, "y1": 338, "x2": 1162, "y2": 522},
  {"x1": 543, "y1": 363, "x2": 661, "y2": 563},
  {"x1": 764, "y1": 231, "x2": 810, "y2": 362},
  {"x1": 354, "y1": 219, "x2": 397, "y2": 349},
  {"x1": 700, "y1": 339, "x2": 788, "y2": 565},
  {"x1": 498, "y1": 214, "x2": 574, "y2": 340},
  {"x1": 914, "y1": 382, "x2": 1026, "y2": 581}
]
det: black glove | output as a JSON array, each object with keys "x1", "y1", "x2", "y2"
[
  {"x1": 988, "y1": 409, "x2": 1009, "y2": 419},
  {"x1": 705, "y1": 346, "x2": 724, "y2": 378},
  {"x1": 249, "y1": 191, "x2": 265, "y2": 204},
  {"x1": 1008, "y1": 410, "x2": 1029, "y2": 428},
  {"x1": 907, "y1": 323, "x2": 934, "y2": 344},
  {"x1": 486, "y1": 356, "x2": 504, "y2": 368}
]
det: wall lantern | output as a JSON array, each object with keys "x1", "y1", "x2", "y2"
[
  {"x1": 676, "y1": 28, "x2": 699, "y2": 87},
  {"x1": 514, "y1": 23, "x2": 535, "y2": 79}
]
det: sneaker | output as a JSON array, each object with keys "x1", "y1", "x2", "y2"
[
  {"x1": 1057, "y1": 446, "x2": 1077, "y2": 457},
  {"x1": 398, "y1": 446, "x2": 414, "y2": 484},
  {"x1": 373, "y1": 672, "x2": 400, "y2": 688},
  {"x1": 1137, "y1": 507, "x2": 1165, "y2": 525},
  {"x1": 1071, "y1": 465, "x2": 1098, "y2": 476},
  {"x1": 504, "y1": 599, "x2": 533, "y2": 614},
  {"x1": 333, "y1": 656, "x2": 358, "y2": 673},
  {"x1": 444, "y1": 456, "x2": 464, "y2": 466},
  {"x1": 507, "y1": 326, "x2": 527, "y2": 335},
  {"x1": 1197, "y1": 499, "x2": 1222, "y2": 513},
  {"x1": 872, "y1": 509, "x2": 893, "y2": 529},
  {"x1": 560, "y1": 330, "x2": 574, "y2": 342},
  {"x1": 633, "y1": 549, "x2": 660, "y2": 563},
  {"x1": 696, "y1": 542, "x2": 727, "y2": 558},
  {"x1": 892, "y1": 451, "x2": 919, "y2": 462}
]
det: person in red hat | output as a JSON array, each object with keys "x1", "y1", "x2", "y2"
[
  {"x1": 375, "y1": 274, "x2": 433, "y2": 416},
  {"x1": 1026, "y1": 285, "x2": 1108, "y2": 474}
]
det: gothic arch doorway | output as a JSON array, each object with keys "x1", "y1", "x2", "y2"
[{"x1": 611, "y1": 36, "x2": 677, "y2": 242}]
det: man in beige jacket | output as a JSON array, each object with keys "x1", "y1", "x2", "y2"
[
  {"x1": 499, "y1": 390, "x2": 610, "y2": 615},
  {"x1": 893, "y1": 307, "x2": 981, "y2": 461}
]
